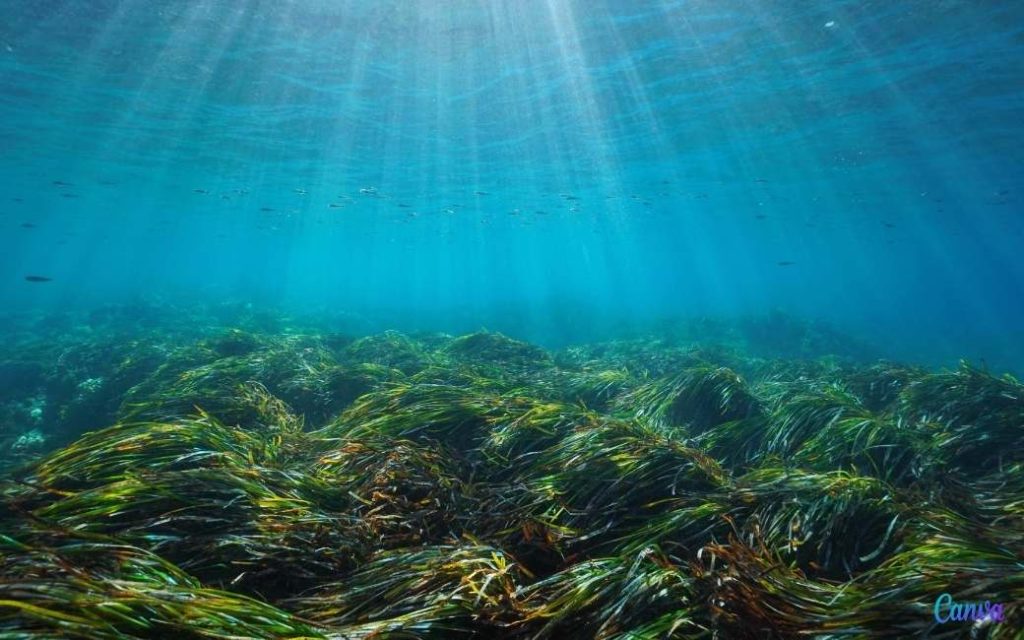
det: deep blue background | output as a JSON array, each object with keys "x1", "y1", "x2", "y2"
[{"x1": 1, "y1": 1, "x2": 1022, "y2": 369}]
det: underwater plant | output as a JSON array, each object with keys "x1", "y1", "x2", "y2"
[{"x1": 0, "y1": 316, "x2": 1020, "y2": 638}]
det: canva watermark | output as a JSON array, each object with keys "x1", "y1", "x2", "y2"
[{"x1": 933, "y1": 593, "x2": 1005, "y2": 624}]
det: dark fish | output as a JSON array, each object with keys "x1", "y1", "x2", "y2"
[
  {"x1": 883, "y1": 222, "x2": 896, "y2": 228},
  {"x1": 755, "y1": 178, "x2": 769, "y2": 183},
  {"x1": 328, "y1": 203, "x2": 344, "y2": 209},
  {"x1": 24, "y1": 275, "x2": 52, "y2": 282},
  {"x1": 755, "y1": 215, "x2": 767, "y2": 220},
  {"x1": 562, "y1": 194, "x2": 580, "y2": 201},
  {"x1": 61, "y1": 193, "x2": 79, "y2": 198},
  {"x1": 260, "y1": 207, "x2": 276, "y2": 212},
  {"x1": 52, "y1": 180, "x2": 73, "y2": 187},
  {"x1": 474, "y1": 191, "x2": 489, "y2": 196},
  {"x1": 20, "y1": 222, "x2": 36, "y2": 228},
  {"x1": 398, "y1": 203, "x2": 411, "y2": 208},
  {"x1": 193, "y1": 189, "x2": 210, "y2": 194},
  {"x1": 12, "y1": 198, "x2": 23, "y2": 202},
  {"x1": 777, "y1": 261, "x2": 796, "y2": 267}
]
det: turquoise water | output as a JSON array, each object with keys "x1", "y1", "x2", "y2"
[
  {"x1": 3, "y1": 4, "x2": 1024, "y2": 637},
  {"x1": 2, "y1": 1, "x2": 1023, "y2": 368}
]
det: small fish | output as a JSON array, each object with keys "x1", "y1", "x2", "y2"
[
  {"x1": 260, "y1": 207, "x2": 275, "y2": 212},
  {"x1": 755, "y1": 214, "x2": 767, "y2": 220},
  {"x1": 52, "y1": 180, "x2": 73, "y2": 187},
  {"x1": 883, "y1": 222, "x2": 896, "y2": 228},
  {"x1": 193, "y1": 189, "x2": 210, "y2": 194},
  {"x1": 359, "y1": 187, "x2": 378, "y2": 195},
  {"x1": 474, "y1": 191, "x2": 489, "y2": 196},
  {"x1": 61, "y1": 193, "x2": 79, "y2": 198},
  {"x1": 777, "y1": 261, "x2": 796, "y2": 267},
  {"x1": 562, "y1": 194, "x2": 580, "y2": 201},
  {"x1": 20, "y1": 222, "x2": 36, "y2": 228},
  {"x1": 24, "y1": 275, "x2": 52, "y2": 282},
  {"x1": 293, "y1": 188, "x2": 308, "y2": 195},
  {"x1": 398, "y1": 203, "x2": 411, "y2": 208},
  {"x1": 328, "y1": 203, "x2": 344, "y2": 209},
  {"x1": 755, "y1": 178, "x2": 769, "y2": 183}
]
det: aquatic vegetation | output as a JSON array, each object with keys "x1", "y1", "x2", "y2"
[
  {"x1": 618, "y1": 366, "x2": 761, "y2": 434},
  {"x1": 0, "y1": 314, "x2": 1020, "y2": 638},
  {"x1": 444, "y1": 330, "x2": 552, "y2": 368}
]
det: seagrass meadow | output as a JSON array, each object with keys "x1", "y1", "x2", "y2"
[
  {"x1": 0, "y1": 305, "x2": 1020, "y2": 639},
  {"x1": 3, "y1": 1, "x2": 1024, "y2": 638}
]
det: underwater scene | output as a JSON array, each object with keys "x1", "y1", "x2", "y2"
[{"x1": 1, "y1": 1, "x2": 1022, "y2": 638}]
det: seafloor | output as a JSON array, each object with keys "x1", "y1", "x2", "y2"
[{"x1": 0, "y1": 304, "x2": 1020, "y2": 638}]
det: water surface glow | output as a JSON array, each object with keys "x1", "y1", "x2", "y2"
[{"x1": 1, "y1": 0, "x2": 1022, "y2": 367}]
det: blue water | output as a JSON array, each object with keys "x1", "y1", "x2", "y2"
[{"x1": 1, "y1": 1, "x2": 1022, "y2": 369}]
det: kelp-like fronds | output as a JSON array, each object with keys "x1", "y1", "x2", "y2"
[
  {"x1": 758, "y1": 382, "x2": 867, "y2": 458},
  {"x1": 28, "y1": 415, "x2": 265, "y2": 491},
  {"x1": 518, "y1": 548, "x2": 704, "y2": 639},
  {"x1": 342, "y1": 331, "x2": 434, "y2": 375},
  {"x1": 533, "y1": 419, "x2": 729, "y2": 554},
  {"x1": 692, "y1": 536, "x2": 868, "y2": 639},
  {"x1": 842, "y1": 362, "x2": 923, "y2": 412},
  {"x1": 28, "y1": 467, "x2": 367, "y2": 595},
  {"x1": 729, "y1": 468, "x2": 907, "y2": 579},
  {"x1": 480, "y1": 400, "x2": 599, "y2": 473},
  {"x1": 0, "y1": 536, "x2": 327, "y2": 639},
  {"x1": 564, "y1": 368, "x2": 638, "y2": 411},
  {"x1": 29, "y1": 397, "x2": 307, "y2": 492},
  {"x1": 315, "y1": 437, "x2": 468, "y2": 548},
  {"x1": 323, "y1": 383, "x2": 505, "y2": 447},
  {"x1": 292, "y1": 544, "x2": 523, "y2": 637},
  {"x1": 2, "y1": 321, "x2": 1022, "y2": 638},
  {"x1": 900, "y1": 363, "x2": 1024, "y2": 471},
  {"x1": 792, "y1": 413, "x2": 942, "y2": 485},
  {"x1": 444, "y1": 331, "x2": 553, "y2": 368},
  {"x1": 119, "y1": 339, "x2": 340, "y2": 427},
  {"x1": 618, "y1": 366, "x2": 762, "y2": 434},
  {"x1": 17, "y1": 409, "x2": 365, "y2": 597}
]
